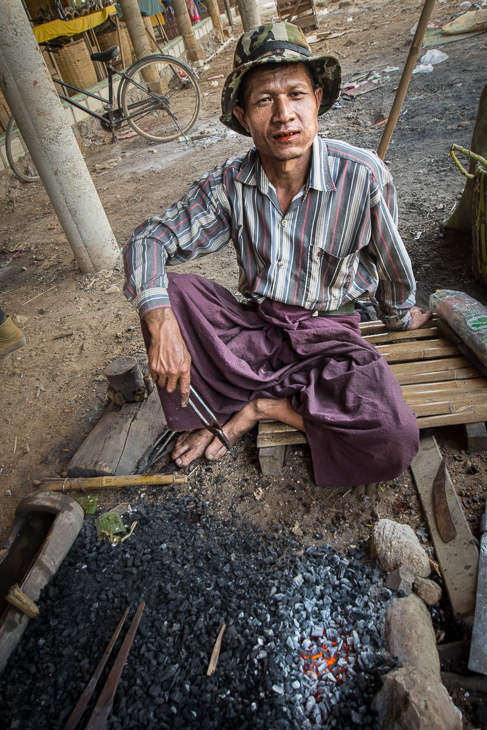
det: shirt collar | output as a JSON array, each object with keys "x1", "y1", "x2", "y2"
[{"x1": 236, "y1": 136, "x2": 336, "y2": 193}]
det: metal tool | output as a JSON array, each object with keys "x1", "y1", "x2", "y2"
[
  {"x1": 137, "y1": 428, "x2": 177, "y2": 474},
  {"x1": 469, "y1": 496, "x2": 487, "y2": 675},
  {"x1": 63, "y1": 607, "x2": 130, "y2": 730},
  {"x1": 432, "y1": 456, "x2": 457, "y2": 544},
  {"x1": 85, "y1": 602, "x2": 146, "y2": 730},
  {"x1": 188, "y1": 385, "x2": 231, "y2": 451}
]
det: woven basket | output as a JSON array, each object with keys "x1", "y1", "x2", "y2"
[
  {"x1": 57, "y1": 39, "x2": 98, "y2": 95},
  {"x1": 97, "y1": 23, "x2": 134, "y2": 69}
]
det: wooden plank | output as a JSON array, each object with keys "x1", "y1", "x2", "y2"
[
  {"x1": 377, "y1": 339, "x2": 459, "y2": 363},
  {"x1": 409, "y1": 397, "x2": 487, "y2": 418},
  {"x1": 417, "y1": 406, "x2": 487, "y2": 429},
  {"x1": 363, "y1": 327, "x2": 440, "y2": 345},
  {"x1": 259, "y1": 445, "x2": 286, "y2": 475},
  {"x1": 67, "y1": 388, "x2": 165, "y2": 477},
  {"x1": 358, "y1": 317, "x2": 440, "y2": 336},
  {"x1": 257, "y1": 430, "x2": 308, "y2": 448},
  {"x1": 258, "y1": 421, "x2": 305, "y2": 435},
  {"x1": 410, "y1": 436, "x2": 478, "y2": 619},
  {"x1": 463, "y1": 422, "x2": 487, "y2": 451},
  {"x1": 390, "y1": 357, "x2": 481, "y2": 385},
  {"x1": 402, "y1": 379, "x2": 487, "y2": 397}
]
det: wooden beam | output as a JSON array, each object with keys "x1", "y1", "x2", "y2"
[{"x1": 259, "y1": 445, "x2": 286, "y2": 475}]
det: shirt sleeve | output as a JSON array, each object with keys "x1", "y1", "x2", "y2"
[
  {"x1": 368, "y1": 177, "x2": 416, "y2": 330},
  {"x1": 123, "y1": 165, "x2": 231, "y2": 317}
]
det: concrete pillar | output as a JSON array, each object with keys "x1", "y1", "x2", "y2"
[
  {"x1": 205, "y1": 0, "x2": 224, "y2": 40},
  {"x1": 0, "y1": 0, "x2": 119, "y2": 274},
  {"x1": 235, "y1": 0, "x2": 260, "y2": 32},
  {"x1": 170, "y1": 0, "x2": 205, "y2": 63},
  {"x1": 118, "y1": 0, "x2": 154, "y2": 62}
]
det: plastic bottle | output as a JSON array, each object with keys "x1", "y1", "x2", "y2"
[{"x1": 430, "y1": 289, "x2": 487, "y2": 367}]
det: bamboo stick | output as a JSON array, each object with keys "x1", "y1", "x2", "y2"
[
  {"x1": 35, "y1": 474, "x2": 188, "y2": 491},
  {"x1": 207, "y1": 623, "x2": 226, "y2": 676},
  {"x1": 6, "y1": 584, "x2": 40, "y2": 618},
  {"x1": 410, "y1": 397, "x2": 487, "y2": 417},
  {"x1": 402, "y1": 379, "x2": 487, "y2": 397},
  {"x1": 418, "y1": 408, "x2": 487, "y2": 429},
  {"x1": 363, "y1": 327, "x2": 439, "y2": 345},
  {"x1": 376, "y1": 339, "x2": 458, "y2": 363}
]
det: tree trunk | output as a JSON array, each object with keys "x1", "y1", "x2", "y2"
[
  {"x1": 235, "y1": 0, "x2": 260, "y2": 32},
  {"x1": 171, "y1": 0, "x2": 205, "y2": 62},
  {"x1": 445, "y1": 83, "x2": 487, "y2": 234}
]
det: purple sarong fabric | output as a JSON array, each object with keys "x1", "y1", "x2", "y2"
[{"x1": 142, "y1": 273, "x2": 419, "y2": 487}]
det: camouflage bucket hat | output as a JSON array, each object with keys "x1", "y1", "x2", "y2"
[{"x1": 220, "y1": 22, "x2": 341, "y2": 136}]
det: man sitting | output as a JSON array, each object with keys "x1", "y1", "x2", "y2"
[{"x1": 123, "y1": 22, "x2": 430, "y2": 487}]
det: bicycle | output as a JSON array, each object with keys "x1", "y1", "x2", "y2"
[{"x1": 5, "y1": 42, "x2": 201, "y2": 183}]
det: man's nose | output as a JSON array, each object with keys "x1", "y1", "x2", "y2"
[{"x1": 272, "y1": 95, "x2": 295, "y2": 123}]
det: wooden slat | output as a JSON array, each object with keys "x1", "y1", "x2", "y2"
[
  {"x1": 257, "y1": 430, "x2": 308, "y2": 448},
  {"x1": 258, "y1": 421, "x2": 304, "y2": 435},
  {"x1": 417, "y1": 407, "x2": 487, "y2": 429},
  {"x1": 402, "y1": 379, "x2": 487, "y2": 398},
  {"x1": 363, "y1": 327, "x2": 439, "y2": 345},
  {"x1": 377, "y1": 339, "x2": 459, "y2": 363},
  {"x1": 410, "y1": 436, "x2": 478, "y2": 619},
  {"x1": 408, "y1": 396, "x2": 487, "y2": 417},
  {"x1": 358, "y1": 317, "x2": 440, "y2": 336},
  {"x1": 390, "y1": 357, "x2": 481, "y2": 385}
]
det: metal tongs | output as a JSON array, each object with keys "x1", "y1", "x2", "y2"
[
  {"x1": 188, "y1": 385, "x2": 231, "y2": 452},
  {"x1": 137, "y1": 429, "x2": 177, "y2": 474}
]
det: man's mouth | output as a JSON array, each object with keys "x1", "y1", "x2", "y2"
[{"x1": 273, "y1": 130, "x2": 300, "y2": 142}]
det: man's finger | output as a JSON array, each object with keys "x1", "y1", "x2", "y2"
[
  {"x1": 179, "y1": 370, "x2": 191, "y2": 407},
  {"x1": 165, "y1": 372, "x2": 179, "y2": 393}
]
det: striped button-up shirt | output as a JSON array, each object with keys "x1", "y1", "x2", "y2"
[{"x1": 123, "y1": 135, "x2": 416, "y2": 330}]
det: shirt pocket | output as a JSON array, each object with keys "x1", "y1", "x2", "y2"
[{"x1": 306, "y1": 246, "x2": 359, "y2": 309}]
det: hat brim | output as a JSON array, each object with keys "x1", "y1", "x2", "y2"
[{"x1": 220, "y1": 52, "x2": 341, "y2": 137}]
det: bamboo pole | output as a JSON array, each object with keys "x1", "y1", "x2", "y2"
[
  {"x1": 377, "y1": 0, "x2": 437, "y2": 160},
  {"x1": 6, "y1": 584, "x2": 40, "y2": 618},
  {"x1": 35, "y1": 474, "x2": 188, "y2": 491}
]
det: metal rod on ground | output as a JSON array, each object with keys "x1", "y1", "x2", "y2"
[
  {"x1": 377, "y1": 0, "x2": 437, "y2": 160},
  {"x1": 63, "y1": 607, "x2": 130, "y2": 730},
  {"x1": 34, "y1": 474, "x2": 188, "y2": 491},
  {"x1": 235, "y1": 0, "x2": 260, "y2": 32},
  {"x1": 0, "y1": 0, "x2": 119, "y2": 274},
  {"x1": 85, "y1": 603, "x2": 146, "y2": 730},
  {"x1": 170, "y1": 0, "x2": 205, "y2": 63}
]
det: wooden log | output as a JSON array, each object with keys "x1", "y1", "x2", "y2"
[
  {"x1": 259, "y1": 445, "x2": 286, "y2": 475},
  {"x1": 463, "y1": 421, "x2": 487, "y2": 451},
  {"x1": 6, "y1": 583, "x2": 40, "y2": 618},
  {"x1": 441, "y1": 671, "x2": 487, "y2": 693},
  {"x1": 104, "y1": 357, "x2": 146, "y2": 403},
  {"x1": 67, "y1": 387, "x2": 165, "y2": 477}
]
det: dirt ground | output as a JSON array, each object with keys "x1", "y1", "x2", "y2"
[{"x1": 1, "y1": 0, "x2": 487, "y2": 700}]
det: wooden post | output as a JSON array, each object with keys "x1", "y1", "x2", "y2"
[
  {"x1": 235, "y1": 0, "x2": 260, "y2": 32},
  {"x1": 6, "y1": 584, "x2": 40, "y2": 618},
  {"x1": 114, "y1": 14, "x2": 128, "y2": 69},
  {"x1": 377, "y1": 0, "x2": 436, "y2": 160},
  {"x1": 104, "y1": 356, "x2": 146, "y2": 403},
  {"x1": 223, "y1": 0, "x2": 233, "y2": 27},
  {"x1": 206, "y1": 0, "x2": 224, "y2": 39},
  {"x1": 170, "y1": 0, "x2": 205, "y2": 63}
]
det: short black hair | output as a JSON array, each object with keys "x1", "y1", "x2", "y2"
[{"x1": 236, "y1": 61, "x2": 319, "y2": 109}]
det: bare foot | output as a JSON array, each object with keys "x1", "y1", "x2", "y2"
[
  {"x1": 205, "y1": 401, "x2": 262, "y2": 461},
  {"x1": 172, "y1": 428, "x2": 213, "y2": 467}
]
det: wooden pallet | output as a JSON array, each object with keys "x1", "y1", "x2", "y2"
[
  {"x1": 276, "y1": 0, "x2": 318, "y2": 33},
  {"x1": 257, "y1": 319, "x2": 487, "y2": 473}
]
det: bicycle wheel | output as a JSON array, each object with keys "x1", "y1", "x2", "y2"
[
  {"x1": 120, "y1": 55, "x2": 201, "y2": 143},
  {"x1": 5, "y1": 116, "x2": 40, "y2": 183}
]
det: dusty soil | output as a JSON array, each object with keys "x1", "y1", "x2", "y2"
[{"x1": 1, "y1": 0, "x2": 487, "y2": 723}]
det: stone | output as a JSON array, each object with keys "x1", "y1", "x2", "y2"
[
  {"x1": 372, "y1": 519, "x2": 431, "y2": 577},
  {"x1": 385, "y1": 565, "x2": 415, "y2": 596},
  {"x1": 413, "y1": 577, "x2": 442, "y2": 606},
  {"x1": 385, "y1": 594, "x2": 440, "y2": 679},
  {"x1": 372, "y1": 667, "x2": 462, "y2": 730},
  {"x1": 105, "y1": 285, "x2": 120, "y2": 294}
]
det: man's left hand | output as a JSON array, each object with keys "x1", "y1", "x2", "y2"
[{"x1": 408, "y1": 306, "x2": 432, "y2": 330}]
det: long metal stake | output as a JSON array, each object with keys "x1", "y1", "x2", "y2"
[
  {"x1": 377, "y1": 0, "x2": 437, "y2": 160},
  {"x1": 85, "y1": 602, "x2": 146, "y2": 730},
  {"x1": 63, "y1": 607, "x2": 130, "y2": 730}
]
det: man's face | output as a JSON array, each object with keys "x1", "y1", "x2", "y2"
[{"x1": 232, "y1": 63, "x2": 323, "y2": 163}]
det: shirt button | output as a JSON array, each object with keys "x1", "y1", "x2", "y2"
[
  {"x1": 281, "y1": 220, "x2": 287, "y2": 227},
  {"x1": 278, "y1": 261, "x2": 284, "y2": 267}
]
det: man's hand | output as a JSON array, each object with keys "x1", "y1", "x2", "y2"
[
  {"x1": 408, "y1": 306, "x2": 432, "y2": 330},
  {"x1": 143, "y1": 307, "x2": 191, "y2": 406}
]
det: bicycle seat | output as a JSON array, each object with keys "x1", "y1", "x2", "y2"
[{"x1": 90, "y1": 46, "x2": 119, "y2": 63}]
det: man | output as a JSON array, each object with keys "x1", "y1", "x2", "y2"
[{"x1": 124, "y1": 23, "x2": 430, "y2": 487}]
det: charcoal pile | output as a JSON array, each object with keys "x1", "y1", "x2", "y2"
[{"x1": 0, "y1": 492, "x2": 398, "y2": 730}]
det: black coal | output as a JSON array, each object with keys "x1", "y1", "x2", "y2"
[{"x1": 0, "y1": 492, "x2": 397, "y2": 730}]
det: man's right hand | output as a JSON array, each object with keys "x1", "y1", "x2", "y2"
[{"x1": 143, "y1": 307, "x2": 192, "y2": 406}]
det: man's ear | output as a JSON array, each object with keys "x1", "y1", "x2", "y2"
[
  {"x1": 314, "y1": 86, "x2": 323, "y2": 109},
  {"x1": 232, "y1": 104, "x2": 250, "y2": 134}
]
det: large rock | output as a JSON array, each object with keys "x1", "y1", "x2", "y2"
[
  {"x1": 372, "y1": 666, "x2": 463, "y2": 730},
  {"x1": 385, "y1": 594, "x2": 440, "y2": 679},
  {"x1": 372, "y1": 519, "x2": 431, "y2": 577}
]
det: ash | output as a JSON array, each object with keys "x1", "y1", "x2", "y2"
[{"x1": 0, "y1": 493, "x2": 397, "y2": 730}]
